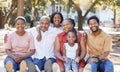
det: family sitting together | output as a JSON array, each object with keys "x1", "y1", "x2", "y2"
[{"x1": 4, "y1": 12, "x2": 113, "y2": 72}]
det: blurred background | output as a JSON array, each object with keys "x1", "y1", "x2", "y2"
[
  {"x1": 0, "y1": 0, "x2": 120, "y2": 72},
  {"x1": 0, "y1": 0, "x2": 120, "y2": 30}
]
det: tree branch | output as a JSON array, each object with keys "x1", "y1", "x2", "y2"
[
  {"x1": 4, "y1": 0, "x2": 17, "y2": 23},
  {"x1": 84, "y1": 0, "x2": 98, "y2": 17},
  {"x1": 70, "y1": 0, "x2": 82, "y2": 16}
]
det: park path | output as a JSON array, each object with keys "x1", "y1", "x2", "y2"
[{"x1": 0, "y1": 29, "x2": 120, "y2": 72}]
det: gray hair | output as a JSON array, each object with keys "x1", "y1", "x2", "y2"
[{"x1": 40, "y1": 16, "x2": 50, "y2": 22}]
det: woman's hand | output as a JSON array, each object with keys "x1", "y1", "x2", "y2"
[
  {"x1": 13, "y1": 54, "x2": 24, "y2": 63},
  {"x1": 63, "y1": 56, "x2": 67, "y2": 63}
]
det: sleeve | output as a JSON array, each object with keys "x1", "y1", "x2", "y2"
[
  {"x1": 29, "y1": 33, "x2": 35, "y2": 50},
  {"x1": 5, "y1": 34, "x2": 12, "y2": 49},
  {"x1": 104, "y1": 35, "x2": 112, "y2": 52}
]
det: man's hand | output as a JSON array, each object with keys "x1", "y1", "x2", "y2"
[
  {"x1": 36, "y1": 34, "x2": 42, "y2": 41},
  {"x1": 89, "y1": 58, "x2": 99, "y2": 63}
]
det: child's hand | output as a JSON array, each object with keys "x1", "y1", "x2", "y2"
[{"x1": 74, "y1": 57, "x2": 80, "y2": 63}]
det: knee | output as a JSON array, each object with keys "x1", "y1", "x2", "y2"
[
  {"x1": 103, "y1": 60, "x2": 114, "y2": 72},
  {"x1": 48, "y1": 58, "x2": 56, "y2": 64},
  {"x1": 4, "y1": 57, "x2": 16, "y2": 66},
  {"x1": 24, "y1": 57, "x2": 32, "y2": 63},
  {"x1": 103, "y1": 60, "x2": 114, "y2": 69},
  {"x1": 4, "y1": 56, "x2": 13, "y2": 64},
  {"x1": 104, "y1": 60, "x2": 113, "y2": 66},
  {"x1": 45, "y1": 60, "x2": 52, "y2": 67}
]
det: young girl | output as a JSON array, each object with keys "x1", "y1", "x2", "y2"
[{"x1": 63, "y1": 28, "x2": 79, "y2": 72}]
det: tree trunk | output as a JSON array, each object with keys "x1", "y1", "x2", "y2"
[
  {"x1": 51, "y1": 1, "x2": 55, "y2": 13},
  {"x1": 71, "y1": 1, "x2": 83, "y2": 30},
  {"x1": 113, "y1": 6, "x2": 116, "y2": 25},
  {"x1": 34, "y1": 7, "x2": 38, "y2": 18},
  {"x1": 0, "y1": 0, "x2": 17, "y2": 28},
  {"x1": 0, "y1": 10, "x2": 4, "y2": 28},
  {"x1": 78, "y1": 16, "x2": 85, "y2": 30},
  {"x1": 4, "y1": 6, "x2": 16, "y2": 24},
  {"x1": 17, "y1": 0, "x2": 24, "y2": 16},
  {"x1": 70, "y1": 0, "x2": 97, "y2": 30}
]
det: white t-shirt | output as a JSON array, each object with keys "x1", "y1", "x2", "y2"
[
  {"x1": 64, "y1": 43, "x2": 78, "y2": 59},
  {"x1": 50, "y1": 23, "x2": 63, "y2": 31},
  {"x1": 29, "y1": 27, "x2": 62, "y2": 59}
]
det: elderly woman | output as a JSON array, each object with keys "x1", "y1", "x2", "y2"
[
  {"x1": 4, "y1": 16, "x2": 35, "y2": 72},
  {"x1": 53, "y1": 18, "x2": 86, "y2": 72}
]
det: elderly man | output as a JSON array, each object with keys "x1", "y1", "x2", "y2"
[{"x1": 28, "y1": 16, "x2": 62, "y2": 72}]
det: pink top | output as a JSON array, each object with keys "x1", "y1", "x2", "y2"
[{"x1": 5, "y1": 32, "x2": 35, "y2": 54}]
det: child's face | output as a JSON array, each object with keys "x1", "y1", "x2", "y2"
[{"x1": 67, "y1": 32, "x2": 76, "y2": 44}]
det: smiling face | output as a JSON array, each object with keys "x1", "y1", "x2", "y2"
[
  {"x1": 39, "y1": 18, "x2": 50, "y2": 32},
  {"x1": 67, "y1": 32, "x2": 76, "y2": 45},
  {"x1": 62, "y1": 20, "x2": 73, "y2": 33},
  {"x1": 53, "y1": 14, "x2": 62, "y2": 27},
  {"x1": 15, "y1": 19, "x2": 26, "y2": 33},
  {"x1": 88, "y1": 19, "x2": 99, "y2": 32}
]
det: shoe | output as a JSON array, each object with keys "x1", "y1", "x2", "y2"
[
  {"x1": 6, "y1": 61, "x2": 13, "y2": 72},
  {"x1": 20, "y1": 60, "x2": 27, "y2": 72},
  {"x1": 52, "y1": 63, "x2": 60, "y2": 72},
  {"x1": 69, "y1": 70, "x2": 73, "y2": 72},
  {"x1": 27, "y1": 61, "x2": 37, "y2": 72},
  {"x1": 83, "y1": 63, "x2": 91, "y2": 72},
  {"x1": 44, "y1": 60, "x2": 52, "y2": 72}
]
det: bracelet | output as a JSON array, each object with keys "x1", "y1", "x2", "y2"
[
  {"x1": 96, "y1": 57, "x2": 100, "y2": 61},
  {"x1": 92, "y1": 57, "x2": 100, "y2": 61}
]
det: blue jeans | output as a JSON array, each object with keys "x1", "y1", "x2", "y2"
[
  {"x1": 86, "y1": 57, "x2": 114, "y2": 72},
  {"x1": 33, "y1": 57, "x2": 56, "y2": 71},
  {"x1": 64, "y1": 58, "x2": 78, "y2": 72},
  {"x1": 4, "y1": 56, "x2": 33, "y2": 72}
]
